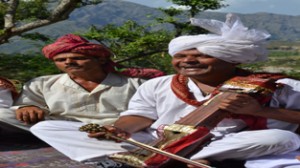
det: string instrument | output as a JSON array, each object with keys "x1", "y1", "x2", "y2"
[
  {"x1": 80, "y1": 74, "x2": 283, "y2": 168},
  {"x1": 80, "y1": 123, "x2": 212, "y2": 168},
  {"x1": 107, "y1": 93, "x2": 232, "y2": 168}
]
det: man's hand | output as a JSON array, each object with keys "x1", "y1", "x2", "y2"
[
  {"x1": 219, "y1": 93, "x2": 263, "y2": 116},
  {"x1": 89, "y1": 125, "x2": 130, "y2": 142},
  {"x1": 15, "y1": 106, "x2": 45, "y2": 124},
  {"x1": 79, "y1": 124, "x2": 130, "y2": 142}
]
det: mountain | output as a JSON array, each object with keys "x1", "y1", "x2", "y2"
[{"x1": 1, "y1": 0, "x2": 300, "y2": 54}]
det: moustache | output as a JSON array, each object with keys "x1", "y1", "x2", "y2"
[
  {"x1": 65, "y1": 65, "x2": 81, "y2": 69},
  {"x1": 182, "y1": 63, "x2": 207, "y2": 68}
]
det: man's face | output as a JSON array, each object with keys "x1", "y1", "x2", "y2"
[
  {"x1": 171, "y1": 49, "x2": 234, "y2": 78},
  {"x1": 52, "y1": 53, "x2": 107, "y2": 74}
]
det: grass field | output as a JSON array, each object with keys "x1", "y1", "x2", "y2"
[{"x1": 240, "y1": 41, "x2": 300, "y2": 78}]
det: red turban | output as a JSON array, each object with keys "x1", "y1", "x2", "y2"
[{"x1": 42, "y1": 34, "x2": 111, "y2": 59}]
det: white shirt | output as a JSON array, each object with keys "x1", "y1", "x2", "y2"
[
  {"x1": 121, "y1": 75, "x2": 300, "y2": 137},
  {"x1": 0, "y1": 88, "x2": 14, "y2": 108},
  {"x1": 13, "y1": 72, "x2": 144, "y2": 125}
]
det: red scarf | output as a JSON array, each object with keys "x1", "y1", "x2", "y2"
[{"x1": 171, "y1": 71, "x2": 285, "y2": 130}]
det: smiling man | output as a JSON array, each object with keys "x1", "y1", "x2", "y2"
[
  {"x1": 0, "y1": 34, "x2": 164, "y2": 133},
  {"x1": 30, "y1": 14, "x2": 300, "y2": 168}
]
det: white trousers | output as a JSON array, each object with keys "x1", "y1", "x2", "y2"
[
  {"x1": 245, "y1": 150, "x2": 300, "y2": 168},
  {"x1": 0, "y1": 108, "x2": 30, "y2": 132},
  {"x1": 190, "y1": 129, "x2": 300, "y2": 167},
  {"x1": 30, "y1": 120, "x2": 156, "y2": 161},
  {"x1": 31, "y1": 120, "x2": 300, "y2": 168},
  {"x1": 191, "y1": 129, "x2": 300, "y2": 160}
]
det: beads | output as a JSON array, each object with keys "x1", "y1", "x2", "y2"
[{"x1": 79, "y1": 123, "x2": 105, "y2": 133}]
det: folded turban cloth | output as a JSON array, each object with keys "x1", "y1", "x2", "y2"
[
  {"x1": 42, "y1": 34, "x2": 111, "y2": 59},
  {"x1": 42, "y1": 34, "x2": 164, "y2": 79},
  {"x1": 168, "y1": 13, "x2": 271, "y2": 64}
]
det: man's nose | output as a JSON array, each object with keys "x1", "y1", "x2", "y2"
[
  {"x1": 65, "y1": 58, "x2": 74, "y2": 64},
  {"x1": 183, "y1": 55, "x2": 197, "y2": 62}
]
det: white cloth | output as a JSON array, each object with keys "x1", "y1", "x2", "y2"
[
  {"x1": 191, "y1": 129, "x2": 300, "y2": 161},
  {"x1": 0, "y1": 88, "x2": 14, "y2": 108},
  {"x1": 243, "y1": 78, "x2": 300, "y2": 168},
  {"x1": 0, "y1": 72, "x2": 143, "y2": 131},
  {"x1": 31, "y1": 120, "x2": 157, "y2": 161},
  {"x1": 245, "y1": 151, "x2": 300, "y2": 168},
  {"x1": 0, "y1": 88, "x2": 17, "y2": 133},
  {"x1": 31, "y1": 75, "x2": 300, "y2": 165},
  {"x1": 168, "y1": 13, "x2": 270, "y2": 64}
]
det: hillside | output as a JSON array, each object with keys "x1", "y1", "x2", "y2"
[{"x1": 1, "y1": 0, "x2": 300, "y2": 54}]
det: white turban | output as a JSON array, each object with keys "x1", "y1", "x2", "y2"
[{"x1": 168, "y1": 13, "x2": 271, "y2": 64}]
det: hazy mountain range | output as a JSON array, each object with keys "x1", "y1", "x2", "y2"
[{"x1": 1, "y1": 0, "x2": 300, "y2": 54}]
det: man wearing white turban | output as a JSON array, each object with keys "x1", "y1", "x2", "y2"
[
  {"x1": 169, "y1": 13, "x2": 270, "y2": 63},
  {"x1": 31, "y1": 14, "x2": 300, "y2": 168}
]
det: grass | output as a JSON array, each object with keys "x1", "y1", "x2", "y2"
[{"x1": 241, "y1": 50, "x2": 300, "y2": 78}]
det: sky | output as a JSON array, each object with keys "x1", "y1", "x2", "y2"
[{"x1": 122, "y1": 0, "x2": 300, "y2": 16}]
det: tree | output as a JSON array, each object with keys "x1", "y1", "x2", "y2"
[
  {"x1": 169, "y1": 0, "x2": 226, "y2": 17},
  {"x1": 82, "y1": 21, "x2": 175, "y2": 74},
  {"x1": 1, "y1": 0, "x2": 228, "y2": 81},
  {"x1": 80, "y1": 0, "x2": 227, "y2": 74},
  {"x1": 0, "y1": 0, "x2": 103, "y2": 44},
  {"x1": 156, "y1": 0, "x2": 227, "y2": 36}
]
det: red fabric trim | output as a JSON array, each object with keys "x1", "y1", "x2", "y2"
[
  {"x1": 171, "y1": 74, "x2": 206, "y2": 106},
  {"x1": 145, "y1": 127, "x2": 210, "y2": 166}
]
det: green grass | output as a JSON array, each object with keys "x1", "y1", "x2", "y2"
[{"x1": 241, "y1": 50, "x2": 300, "y2": 78}]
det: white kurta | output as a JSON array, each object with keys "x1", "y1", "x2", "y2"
[
  {"x1": 0, "y1": 72, "x2": 143, "y2": 131},
  {"x1": 30, "y1": 75, "x2": 300, "y2": 167}
]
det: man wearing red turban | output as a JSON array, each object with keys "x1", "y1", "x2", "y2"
[
  {"x1": 43, "y1": 34, "x2": 164, "y2": 78},
  {"x1": 0, "y1": 34, "x2": 164, "y2": 133},
  {"x1": 42, "y1": 34, "x2": 112, "y2": 59}
]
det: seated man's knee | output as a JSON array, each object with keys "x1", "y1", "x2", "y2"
[
  {"x1": 251, "y1": 129, "x2": 300, "y2": 153},
  {"x1": 30, "y1": 120, "x2": 49, "y2": 133}
]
